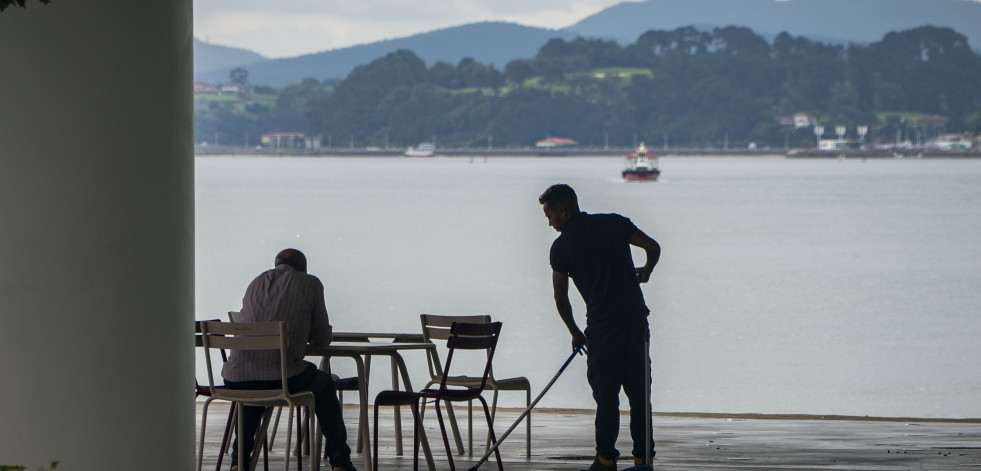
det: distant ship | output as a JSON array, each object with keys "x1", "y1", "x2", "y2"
[
  {"x1": 622, "y1": 142, "x2": 660, "y2": 181},
  {"x1": 403, "y1": 142, "x2": 436, "y2": 157}
]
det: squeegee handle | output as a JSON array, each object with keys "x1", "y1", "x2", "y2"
[{"x1": 470, "y1": 345, "x2": 583, "y2": 471}]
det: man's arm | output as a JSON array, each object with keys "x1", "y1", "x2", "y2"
[
  {"x1": 631, "y1": 229, "x2": 661, "y2": 283},
  {"x1": 552, "y1": 270, "x2": 586, "y2": 353},
  {"x1": 309, "y1": 278, "x2": 333, "y2": 346}
]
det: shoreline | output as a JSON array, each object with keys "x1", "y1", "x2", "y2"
[{"x1": 194, "y1": 145, "x2": 981, "y2": 159}]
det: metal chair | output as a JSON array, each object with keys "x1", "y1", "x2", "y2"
[
  {"x1": 228, "y1": 311, "x2": 311, "y2": 458},
  {"x1": 373, "y1": 321, "x2": 505, "y2": 471},
  {"x1": 195, "y1": 320, "x2": 240, "y2": 471},
  {"x1": 197, "y1": 320, "x2": 319, "y2": 471},
  {"x1": 420, "y1": 314, "x2": 533, "y2": 457}
]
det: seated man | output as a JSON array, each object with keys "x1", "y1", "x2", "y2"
[{"x1": 222, "y1": 248, "x2": 356, "y2": 471}]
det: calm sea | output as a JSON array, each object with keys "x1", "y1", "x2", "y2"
[{"x1": 195, "y1": 155, "x2": 981, "y2": 419}]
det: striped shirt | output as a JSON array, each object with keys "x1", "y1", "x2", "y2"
[{"x1": 222, "y1": 264, "x2": 332, "y2": 382}]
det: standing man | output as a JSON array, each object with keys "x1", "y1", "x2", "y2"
[
  {"x1": 222, "y1": 248, "x2": 356, "y2": 471},
  {"x1": 539, "y1": 184, "x2": 661, "y2": 471}
]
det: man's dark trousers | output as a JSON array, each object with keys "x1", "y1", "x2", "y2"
[
  {"x1": 226, "y1": 363, "x2": 353, "y2": 469},
  {"x1": 585, "y1": 322, "x2": 655, "y2": 461}
]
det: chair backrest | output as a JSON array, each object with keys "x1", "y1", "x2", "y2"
[
  {"x1": 438, "y1": 322, "x2": 503, "y2": 394},
  {"x1": 195, "y1": 319, "x2": 227, "y2": 396},
  {"x1": 420, "y1": 314, "x2": 492, "y2": 380},
  {"x1": 227, "y1": 310, "x2": 242, "y2": 322},
  {"x1": 199, "y1": 320, "x2": 290, "y2": 397}
]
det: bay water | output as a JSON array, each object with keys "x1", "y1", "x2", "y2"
[{"x1": 195, "y1": 155, "x2": 981, "y2": 418}]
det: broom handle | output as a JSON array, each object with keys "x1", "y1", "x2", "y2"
[
  {"x1": 645, "y1": 339, "x2": 651, "y2": 465},
  {"x1": 469, "y1": 346, "x2": 583, "y2": 471}
]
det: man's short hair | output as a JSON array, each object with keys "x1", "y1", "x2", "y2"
[
  {"x1": 275, "y1": 248, "x2": 307, "y2": 272},
  {"x1": 539, "y1": 183, "x2": 578, "y2": 209}
]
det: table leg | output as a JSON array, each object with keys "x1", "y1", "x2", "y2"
[
  {"x1": 317, "y1": 353, "x2": 372, "y2": 471},
  {"x1": 391, "y1": 353, "x2": 436, "y2": 471},
  {"x1": 309, "y1": 407, "x2": 321, "y2": 471},
  {"x1": 391, "y1": 356, "x2": 403, "y2": 456},
  {"x1": 354, "y1": 355, "x2": 372, "y2": 471}
]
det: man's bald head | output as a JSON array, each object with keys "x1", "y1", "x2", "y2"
[{"x1": 275, "y1": 248, "x2": 307, "y2": 273}]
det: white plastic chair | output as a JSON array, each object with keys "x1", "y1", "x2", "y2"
[{"x1": 197, "y1": 320, "x2": 319, "y2": 471}]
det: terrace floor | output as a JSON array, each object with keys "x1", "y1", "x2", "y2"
[{"x1": 196, "y1": 403, "x2": 981, "y2": 470}]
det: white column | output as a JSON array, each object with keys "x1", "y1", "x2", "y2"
[{"x1": 0, "y1": 2, "x2": 193, "y2": 470}]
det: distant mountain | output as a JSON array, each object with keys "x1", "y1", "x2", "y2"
[
  {"x1": 194, "y1": 22, "x2": 577, "y2": 86},
  {"x1": 193, "y1": 0, "x2": 981, "y2": 87},
  {"x1": 193, "y1": 38, "x2": 268, "y2": 75},
  {"x1": 564, "y1": 0, "x2": 981, "y2": 49}
]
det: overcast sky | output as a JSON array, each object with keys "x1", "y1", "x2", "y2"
[{"x1": 193, "y1": 0, "x2": 625, "y2": 58}]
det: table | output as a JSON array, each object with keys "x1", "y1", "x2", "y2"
[{"x1": 306, "y1": 339, "x2": 437, "y2": 471}]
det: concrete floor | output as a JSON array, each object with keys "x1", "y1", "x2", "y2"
[{"x1": 196, "y1": 403, "x2": 981, "y2": 470}]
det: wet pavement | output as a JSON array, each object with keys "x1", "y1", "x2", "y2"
[{"x1": 196, "y1": 403, "x2": 981, "y2": 470}]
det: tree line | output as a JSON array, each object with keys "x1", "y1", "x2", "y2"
[{"x1": 195, "y1": 25, "x2": 981, "y2": 149}]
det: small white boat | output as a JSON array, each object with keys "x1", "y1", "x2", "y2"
[{"x1": 403, "y1": 142, "x2": 436, "y2": 157}]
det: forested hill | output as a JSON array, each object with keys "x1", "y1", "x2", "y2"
[
  {"x1": 567, "y1": 0, "x2": 981, "y2": 51},
  {"x1": 195, "y1": 26, "x2": 981, "y2": 150}
]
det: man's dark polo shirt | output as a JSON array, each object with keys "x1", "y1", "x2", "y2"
[{"x1": 549, "y1": 212, "x2": 650, "y2": 328}]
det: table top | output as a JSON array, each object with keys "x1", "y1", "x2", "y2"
[
  {"x1": 305, "y1": 341, "x2": 435, "y2": 356},
  {"x1": 331, "y1": 332, "x2": 425, "y2": 342}
]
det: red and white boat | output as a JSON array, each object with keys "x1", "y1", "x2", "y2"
[{"x1": 622, "y1": 142, "x2": 660, "y2": 181}]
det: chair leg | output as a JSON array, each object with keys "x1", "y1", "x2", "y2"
[
  {"x1": 467, "y1": 400, "x2": 473, "y2": 456},
  {"x1": 483, "y1": 387, "x2": 500, "y2": 455},
  {"x1": 477, "y1": 396, "x2": 504, "y2": 471},
  {"x1": 237, "y1": 404, "x2": 248, "y2": 471},
  {"x1": 275, "y1": 406, "x2": 292, "y2": 471},
  {"x1": 295, "y1": 406, "x2": 303, "y2": 471},
  {"x1": 292, "y1": 406, "x2": 309, "y2": 457},
  {"x1": 526, "y1": 388, "x2": 532, "y2": 458},
  {"x1": 268, "y1": 406, "x2": 283, "y2": 451},
  {"x1": 216, "y1": 404, "x2": 235, "y2": 471},
  {"x1": 422, "y1": 380, "x2": 464, "y2": 455},
  {"x1": 373, "y1": 401, "x2": 381, "y2": 471},
  {"x1": 311, "y1": 412, "x2": 323, "y2": 471},
  {"x1": 250, "y1": 407, "x2": 275, "y2": 471},
  {"x1": 254, "y1": 408, "x2": 271, "y2": 471},
  {"x1": 442, "y1": 400, "x2": 466, "y2": 455},
  {"x1": 410, "y1": 398, "x2": 423, "y2": 471},
  {"x1": 433, "y1": 399, "x2": 457, "y2": 471},
  {"x1": 197, "y1": 399, "x2": 212, "y2": 471}
]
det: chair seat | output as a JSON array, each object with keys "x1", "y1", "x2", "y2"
[
  {"x1": 421, "y1": 388, "x2": 484, "y2": 402},
  {"x1": 489, "y1": 376, "x2": 530, "y2": 390},
  {"x1": 197, "y1": 384, "x2": 222, "y2": 397},
  {"x1": 374, "y1": 389, "x2": 427, "y2": 407},
  {"x1": 436, "y1": 375, "x2": 529, "y2": 390},
  {"x1": 334, "y1": 376, "x2": 360, "y2": 391},
  {"x1": 211, "y1": 390, "x2": 316, "y2": 409}
]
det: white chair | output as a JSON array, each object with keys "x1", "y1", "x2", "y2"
[
  {"x1": 420, "y1": 314, "x2": 533, "y2": 457},
  {"x1": 195, "y1": 319, "x2": 245, "y2": 471},
  {"x1": 228, "y1": 311, "x2": 310, "y2": 457},
  {"x1": 197, "y1": 320, "x2": 319, "y2": 471}
]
